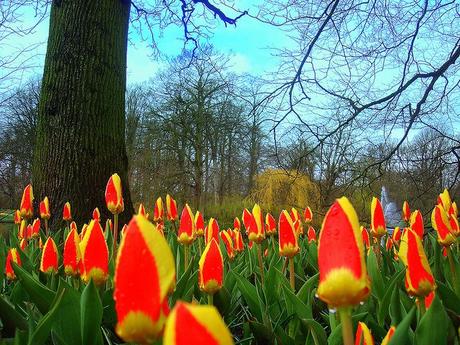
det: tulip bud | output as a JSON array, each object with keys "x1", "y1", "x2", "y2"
[
  {"x1": 166, "y1": 194, "x2": 178, "y2": 221},
  {"x1": 14, "y1": 210, "x2": 21, "y2": 224},
  {"x1": 437, "y1": 188, "x2": 451, "y2": 212},
  {"x1": 392, "y1": 226, "x2": 401, "y2": 243},
  {"x1": 290, "y1": 208, "x2": 303, "y2": 235},
  {"x1": 40, "y1": 237, "x2": 59, "y2": 274},
  {"x1": 199, "y1": 238, "x2": 223, "y2": 295},
  {"x1": 105, "y1": 173, "x2": 124, "y2": 214},
  {"x1": 278, "y1": 210, "x2": 299, "y2": 258},
  {"x1": 19, "y1": 239, "x2": 27, "y2": 251},
  {"x1": 233, "y1": 230, "x2": 244, "y2": 252},
  {"x1": 5, "y1": 248, "x2": 21, "y2": 280},
  {"x1": 19, "y1": 184, "x2": 33, "y2": 219},
  {"x1": 205, "y1": 218, "x2": 219, "y2": 245},
  {"x1": 381, "y1": 326, "x2": 396, "y2": 345},
  {"x1": 355, "y1": 322, "x2": 375, "y2": 345},
  {"x1": 31, "y1": 218, "x2": 40, "y2": 238},
  {"x1": 385, "y1": 238, "x2": 393, "y2": 251},
  {"x1": 153, "y1": 197, "x2": 164, "y2": 222},
  {"x1": 398, "y1": 228, "x2": 435, "y2": 297},
  {"x1": 40, "y1": 196, "x2": 51, "y2": 220},
  {"x1": 18, "y1": 220, "x2": 26, "y2": 240},
  {"x1": 138, "y1": 203, "x2": 149, "y2": 219},
  {"x1": 307, "y1": 226, "x2": 316, "y2": 243},
  {"x1": 449, "y1": 216, "x2": 459, "y2": 237},
  {"x1": 233, "y1": 217, "x2": 241, "y2": 231},
  {"x1": 178, "y1": 204, "x2": 195, "y2": 245},
  {"x1": 114, "y1": 215, "x2": 175, "y2": 343},
  {"x1": 194, "y1": 211, "x2": 205, "y2": 237},
  {"x1": 317, "y1": 197, "x2": 370, "y2": 307},
  {"x1": 80, "y1": 220, "x2": 108, "y2": 285},
  {"x1": 63, "y1": 201, "x2": 72, "y2": 221},
  {"x1": 402, "y1": 201, "x2": 410, "y2": 222},
  {"x1": 163, "y1": 301, "x2": 234, "y2": 345},
  {"x1": 449, "y1": 201, "x2": 458, "y2": 218},
  {"x1": 247, "y1": 204, "x2": 265, "y2": 243},
  {"x1": 370, "y1": 197, "x2": 386, "y2": 238},
  {"x1": 431, "y1": 205, "x2": 456, "y2": 246},
  {"x1": 409, "y1": 210, "x2": 424, "y2": 238},
  {"x1": 220, "y1": 230, "x2": 235, "y2": 260},
  {"x1": 64, "y1": 228, "x2": 81, "y2": 276},
  {"x1": 265, "y1": 213, "x2": 277, "y2": 235},
  {"x1": 361, "y1": 226, "x2": 370, "y2": 250},
  {"x1": 92, "y1": 207, "x2": 100, "y2": 221},
  {"x1": 304, "y1": 206, "x2": 313, "y2": 223},
  {"x1": 242, "y1": 208, "x2": 253, "y2": 235}
]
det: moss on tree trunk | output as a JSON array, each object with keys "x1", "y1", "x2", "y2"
[{"x1": 33, "y1": 0, "x2": 134, "y2": 227}]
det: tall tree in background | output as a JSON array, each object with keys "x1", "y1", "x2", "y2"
[{"x1": 33, "y1": 1, "x2": 133, "y2": 225}]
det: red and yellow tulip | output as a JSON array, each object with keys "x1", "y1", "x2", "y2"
[
  {"x1": 317, "y1": 197, "x2": 370, "y2": 307},
  {"x1": 233, "y1": 217, "x2": 241, "y2": 231},
  {"x1": 392, "y1": 226, "x2": 402, "y2": 243},
  {"x1": 14, "y1": 210, "x2": 21, "y2": 224},
  {"x1": 304, "y1": 206, "x2": 313, "y2": 223},
  {"x1": 40, "y1": 237, "x2": 59, "y2": 274},
  {"x1": 398, "y1": 228, "x2": 435, "y2": 297},
  {"x1": 31, "y1": 218, "x2": 40, "y2": 238},
  {"x1": 105, "y1": 173, "x2": 124, "y2": 214},
  {"x1": 402, "y1": 201, "x2": 410, "y2": 222},
  {"x1": 20, "y1": 184, "x2": 33, "y2": 219},
  {"x1": 290, "y1": 208, "x2": 304, "y2": 235},
  {"x1": 166, "y1": 194, "x2": 178, "y2": 221},
  {"x1": 355, "y1": 322, "x2": 374, "y2": 345},
  {"x1": 278, "y1": 210, "x2": 299, "y2": 258},
  {"x1": 242, "y1": 208, "x2": 253, "y2": 235},
  {"x1": 39, "y1": 196, "x2": 50, "y2": 220},
  {"x1": 437, "y1": 188, "x2": 451, "y2": 212},
  {"x1": 163, "y1": 301, "x2": 234, "y2": 345},
  {"x1": 246, "y1": 204, "x2": 265, "y2": 243},
  {"x1": 114, "y1": 215, "x2": 175, "y2": 343},
  {"x1": 205, "y1": 218, "x2": 219, "y2": 245},
  {"x1": 92, "y1": 207, "x2": 100, "y2": 221},
  {"x1": 220, "y1": 230, "x2": 234, "y2": 260},
  {"x1": 199, "y1": 238, "x2": 223, "y2": 295},
  {"x1": 154, "y1": 197, "x2": 164, "y2": 222},
  {"x1": 64, "y1": 228, "x2": 81, "y2": 276},
  {"x1": 80, "y1": 220, "x2": 109, "y2": 285},
  {"x1": 194, "y1": 211, "x2": 205, "y2": 237},
  {"x1": 409, "y1": 210, "x2": 424, "y2": 238},
  {"x1": 381, "y1": 326, "x2": 395, "y2": 345},
  {"x1": 138, "y1": 203, "x2": 149, "y2": 219},
  {"x1": 63, "y1": 201, "x2": 72, "y2": 221},
  {"x1": 370, "y1": 197, "x2": 386, "y2": 239},
  {"x1": 431, "y1": 204, "x2": 456, "y2": 246},
  {"x1": 265, "y1": 213, "x2": 277, "y2": 235},
  {"x1": 307, "y1": 226, "x2": 316, "y2": 243},
  {"x1": 18, "y1": 220, "x2": 26, "y2": 240},
  {"x1": 178, "y1": 204, "x2": 195, "y2": 245},
  {"x1": 5, "y1": 248, "x2": 21, "y2": 280},
  {"x1": 360, "y1": 226, "x2": 370, "y2": 250},
  {"x1": 233, "y1": 229, "x2": 244, "y2": 252}
]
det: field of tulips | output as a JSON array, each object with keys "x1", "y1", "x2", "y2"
[{"x1": 0, "y1": 173, "x2": 459, "y2": 345}]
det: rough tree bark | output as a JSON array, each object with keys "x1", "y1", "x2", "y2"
[{"x1": 33, "y1": 0, "x2": 134, "y2": 227}]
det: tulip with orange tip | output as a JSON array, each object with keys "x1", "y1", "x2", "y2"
[
  {"x1": 163, "y1": 301, "x2": 234, "y2": 345},
  {"x1": 410, "y1": 210, "x2": 424, "y2": 238},
  {"x1": 265, "y1": 213, "x2": 277, "y2": 235},
  {"x1": 431, "y1": 204, "x2": 456, "y2": 246},
  {"x1": 360, "y1": 226, "x2": 370, "y2": 250},
  {"x1": 19, "y1": 184, "x2": 33, "y2": 219},
  {"x1": 233, "y1": 229, "x2": 244, "y2": 252},
  {"x1": 80, "y1": 220, "x2": 109, "y2": 285},
  {"x1": 355, "y1": 322, "x2": 374, "y2": 345},
  {"x1": 92, "y1": 207, "x2": 100, "y2": 221},
  {"x1": 31, "y1": 218, "x2": 40, "y2": 238},
  {"x1": 40, "y1": 197, "x2": 50, "y2": 220},
  {"x1": 437, "y1": 188, "x2": 451, "y2": 211},
  {"x1": 194, "y1": 211, "x2": 205, "y2": 237},
  {"x1": 307, "y1": 226, "x2": 316, "y2": 243},
  {"x1": 63, "y1": 202, "x2": 72, "y2": 221},
  {"x1": 304, "y1": 206, "x2": 313, "y2": 223},
  {"x1": 5, "y1": 248, "x2": 21, "y2": 280},
  {"x1": 138, "y1": 203, "x2": 149, "y2": 219},
  {"x1": 40, "y1": 237, "x2": 59, "y2": 274},
  {"x1": 105, "y1": 173, "x2": 124, "y2": 214},
  {"x1": 402, "y1": 201, "x2": 410, "y2": 222},
  {"x1": 381, "y1": 326, "x2": 395, "y2": 345},
  {"x1": 317, "y1": 197, "x2": 370, "y2": 308},
  {"x1": 278, "y1": 210, "x2": 299, "y2": 258},
  {"x1": 370, "y1": 197, "x2": 386, "y2": 239},
  {"x1": 166, "y1": 194, "x2": 178, "y2": 221},
  {"x1": 199, "y1": 238, "x2": 223, "y2": 298},
  {"x1": 398, "y1": 228, "x2": 435, "y2": 297},
  {"x1": 64, "y1": 228, "x2": 81, "y2": 276},
  {"x1": 205, "y1": 218, "x2": 219, "y2": 245},
  {"x1": 233, "y1": 217, "x2": 241, "y2": 231},
  {"x1": 114, "y1": 215, "x2": 175, "y2": 344},
  {"x1": 154, "y1": 197, "x2": 164, "y2": 222},
  {"x1": 14, "y1": 210, "x2": 21, "y2": 225},
  {"x1": 248, "y1": 204, "x2": 265, "y2": 243},
  {"x1": 178, "y1": 204, "x2": 195, "y2": 245},
  {"x1": 220, "y1": 230, "x2": 235, "y2": 260}
]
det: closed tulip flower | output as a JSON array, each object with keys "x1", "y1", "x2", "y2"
[
  {"x1": 163, "y1": 302, "x2": 234, "y2": 345},
  {"x1": 63, "y1": 201, "x2": 72, "y2": 221},
  {"x1": 40, "y1": 237, "x2": 59, "y2": 274},
  {"x1": 199, "y1": 238, "x2": 223, "y2": 296},
  {"x1": 178, "y1": 204, "x2": 195, "y2": 245},
  {"x1": 265, "y1": 213, "x2": 277, "y2": 235},
  {"x1": 355, "y1": 322, "x2": 374, "y2": 345},
  {"x1": 64, "y1": 228, "x2": 81, "y2": 276},
  {"x1": 233, "y1": 229, "x2": 244, "y2": 252},
  {"x1": 194, "y1": 211, "x2": 205, "y2": 237},
  {"x1": 14, "y1": 209, "x2": 21, "y2": 225},
  {"x1": 278, "y1": 210, "x2": 299, "y2": 258},
  {"x1": 205, "y1": 218, "x2": 219, "y2": 245},
  {"x1": 105, "y1": 173, "x2": 124, "y2": 214},
  {"x1": 233, "y1": 217, "x2": 241, "y2": 231},
  {"x1": 5, "y1": 248, "x2": 21, "y2": 280},
  {"x1": 437, "y1": 188, "x2": 451, "y2": 212},
  {"x1": 431, "y1": 204, "x2": 456, "y2": 246},
  {"x1": 410, "y1": 210, "x2": 424, "y2": 238},
  {"x1": 402, "y1": 201, "x2": 410, "y2": 222},
  {"x1": 154, "y1": 197, "x2": 164, "y2": 222},
  {"x1": 80, "y1": 220, "x2": 109, "y2": 285},
  {"x1": 114, "y1": 215, "x2": 175, "y2": 344},
  {"x1": 19, "y1": 184, "x2": 34, "y2": 219},
  {"x1": 39, "y1": 196, "x2": 51, "y2": 220},
  {"x1": 248, "y1": 204, "x2": 265, "y2": 243},
  {"x1": 304, "y1": 206, "x2": 313, "y2": 223},
  {"x1": 307, "y1": 226, "x2": 316, "y2": 243},
  {"x1": 370, "y1": 197, "x2": 386, "y2": 239},
  {"x1": 220, "y1": 230, "x2": 235, "y2": 260},
  {"x1": 361, "y1": 226, "x2": 370, "y2": 250},
  {"x1": 166, "y1": 194, "x2": 178, "y2": 221},
  {"x1": 31, "y1": 218, "x2": 40, "y2": 238}
]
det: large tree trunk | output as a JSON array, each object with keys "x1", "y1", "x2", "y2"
[{"x1": 33, "y1": 0, "x2": 134, "y2": 228}]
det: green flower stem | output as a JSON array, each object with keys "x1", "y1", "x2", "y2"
[
  {"x1": 113, "y1": 213, "x2": 119, "y2": 254},
  {"x1": 208, "y1": 293, "x2": 213, "y2": 306},
  {"x1": 257, "y1": 243, "x2": 264, "y2": 284},
  {"x1": 289, "y1": 257, "x2": 295, "y2": 291},
  {"x1": 184, "y1": 244, "x2": 189, "y2": 271},
  {"x1": 338, "y1": 307, "x2": 354, "y2": 345}
]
